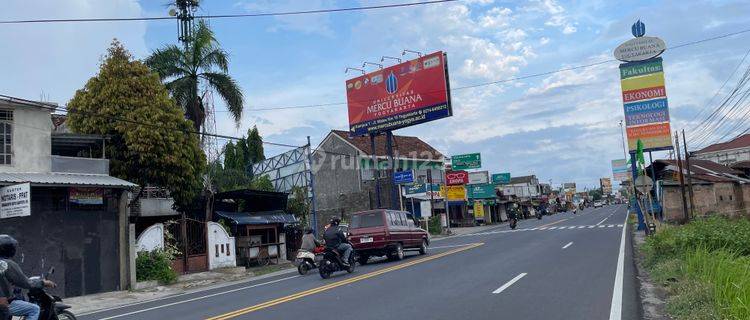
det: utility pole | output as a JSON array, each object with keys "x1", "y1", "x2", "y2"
[
  {"x1": 674, "y1": 132, "x2": 690, "y2": 224},
  {"x1": 370, "y1": 133, "x2": 381, "y2": 208},
  {"x1": 681, "y1": 130, "x2": 696, "y2": 219}
]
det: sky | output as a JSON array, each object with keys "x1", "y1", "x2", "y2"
[{"x1": 2, "y1": 0, "x2": 750, "y2": 190}]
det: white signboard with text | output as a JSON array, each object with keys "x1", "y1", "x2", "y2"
[
  {"x1": 468, "y1": 171, "x2": 489, "y2": 185},
  {"x1": 0, "y1": 183, "x2": 31, "y2": 219}
]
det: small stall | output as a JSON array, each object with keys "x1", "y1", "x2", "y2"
[{"x1": 212, "y1": 189, "x2": 298, "y2": 267}]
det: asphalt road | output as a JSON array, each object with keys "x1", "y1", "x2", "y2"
[{"x1": 80, "y1": 204, "x2": 639, "y2": 320}]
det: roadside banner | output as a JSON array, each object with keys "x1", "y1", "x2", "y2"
[{"x1": 0, "y1": 183, "x2": 31, "y2": 219}]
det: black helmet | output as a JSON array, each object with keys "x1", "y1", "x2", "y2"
[
  {"x1": 330, "y1": 217, "x2": 341, "y2": 226},
  {"x1": 0, "y1": 234, "x2": 18, "y2": 259}
]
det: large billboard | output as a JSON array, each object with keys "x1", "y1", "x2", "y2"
[
  {"x1": 600, "y1": 178, "x2": 612, "y2": 194},
  {"x1": 346, "y1": 51, "x2": 451, "y2": 136},
  {"x1": 615, "y1": 22, "x2": 672, "y2": 152}
]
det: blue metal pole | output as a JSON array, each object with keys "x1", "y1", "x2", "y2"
[{"x1": 630, "y1": 151, "x2": 646, "y2": 230}]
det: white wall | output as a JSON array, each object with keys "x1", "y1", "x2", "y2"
[
  {"x1": 207, "y1": 222, "x2": 237, "y2": 270},
  {"x1": 136, "y1": 223, "x2": 165, "y2": 252},
  {"x1": 0, "y1": 104, "x2": 51, "y2": 173}
]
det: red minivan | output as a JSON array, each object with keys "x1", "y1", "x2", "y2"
[{"x1": 348, "y1": 209, "x2": 429, "y2": 265}]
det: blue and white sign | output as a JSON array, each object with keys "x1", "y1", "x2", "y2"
[{"x1": 393, "y1": 170, "x2": 414, "y2": 184}]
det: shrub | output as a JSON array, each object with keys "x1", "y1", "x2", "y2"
[{"x1": 136, "y1": 249, "x2": 178, "y2": 285}]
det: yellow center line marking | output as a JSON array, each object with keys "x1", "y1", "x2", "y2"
[
  {"x1": 538, "y1": 218, "x2": 569, "y2": 229},
  {"x1": 206, "y1": 242, "x2": 484, "y2": 320}
]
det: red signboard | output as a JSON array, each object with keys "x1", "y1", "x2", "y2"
[
  {"x1": 345, "y1": 51, "x2": 452, "y2": 136},
  {"x1": 445, "y1": 170, "x2": 469, "y2": 186}
]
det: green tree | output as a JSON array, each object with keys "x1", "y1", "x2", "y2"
[
  {"x1": 67, "y1": 40, "x2": 206, "y2": 211},
  {"x1": 588, "y1": 189, "x2": 603, "y2": 201},
  {"x1": 145, "y1": 20, "x2": 244, "y2": 131},
  {"x1": 287, "y1": 186, "x2": 310, "y2": 226},
  {"x1": 246, "y1": 126, "x2": 265, "y2": 165},
  {"x1": 250, "y1": 175, "x2": 275, "y2": 192}
]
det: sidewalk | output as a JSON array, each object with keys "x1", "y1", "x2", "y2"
[{"x1": 66, "y1": 262, "x2": 295, "y2": 315}]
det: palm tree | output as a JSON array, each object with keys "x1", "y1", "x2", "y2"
[{"x1": 146, "y1": 20, "x2": 244, "y2": 131}]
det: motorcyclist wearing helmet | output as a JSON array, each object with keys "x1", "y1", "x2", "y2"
[
  {"x1": 0, "y1": 235, "x2": 55, "y2": 320},
  {"x1": 322, "y1": 218, "x2": 352, "y2": 267}
]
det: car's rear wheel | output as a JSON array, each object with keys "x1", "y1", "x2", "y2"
[
  {"x1": 418, "y1": 239, "x2": 427, "y2": 255},
  {"x1": 389, "y1": 243, "x2": 404, "y2": 261}
]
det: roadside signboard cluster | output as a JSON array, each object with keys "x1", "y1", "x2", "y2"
[
  {"x1": 345, "y1": 51, "x2": 452, "y2": 136},
  {"x1": 615, "y1": 21, "x2": 672, "y2": 152},
  {"x1": 611, "y1": 159, "x2": 630, "y2": 181}
]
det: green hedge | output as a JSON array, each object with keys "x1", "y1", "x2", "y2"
[{"x1": 136, "y1": 250, "x2": 178, "y2": 285}]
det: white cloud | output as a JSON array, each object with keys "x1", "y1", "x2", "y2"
[
  {"x1": 540, "y1": 37, "x2": 551, "y2": 45},
  {"x1": 238, "y1": 0, "x2": 335, "y2": 37},
  {"x1": 479, "y1": 7, "x2": 513, "y2": 29},
  {"x1": 525, "y1": 0, "x2": 577, "y2": 35}
]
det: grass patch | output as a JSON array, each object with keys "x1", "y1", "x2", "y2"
[{"x1": 641, "y1": 217, "x2": 750, "y2": 319}]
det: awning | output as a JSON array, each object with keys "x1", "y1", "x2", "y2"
[
  {"x1": 0, "y1": 172, "x2": 137, "y2": 188},
  {"x1": 215, "y1": 210, "x2": 298, "y2": 226}
]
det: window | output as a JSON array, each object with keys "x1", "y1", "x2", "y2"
[
  {"x1": 720, "y1": 195, "x2": 724, "y2": 201},
  {"x1": 730, "y1": 195, "x2": 733, "y2": 201},
  {"x1": 0, "y1": 110, "x2": 11, "y2": 165},
  {"x1": 351, "y1": 211, "x2": 385, "y2": 228},
  {"x1": 398, "y1": 212, "x2": 407, "y2": 226}
]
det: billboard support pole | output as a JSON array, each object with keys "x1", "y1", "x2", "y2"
[
  {"x1": 386, "y1": 131, "x2": 398, "y2": 210},
  {"x1": 370, "y1": 133, "x2": 382, "y2": 208},
  {"x1": 648, "y1": 151, "x2": 659, "y2": 220},
  {"x1": 630, "y1": 151, "x2": 646, "y2": 230}
]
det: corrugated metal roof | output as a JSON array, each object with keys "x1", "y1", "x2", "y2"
[
  {"x1": 0, "y1": 172, "x2": 137, "y2": 188},
  {"x1": 215, "y1": 211, "x2": 297, "y2": 225}
]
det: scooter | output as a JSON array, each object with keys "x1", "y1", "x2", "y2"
[
  {"x1": 17, "y1": 267, "x2": 76, "y2": 320},
  {"x1": 509, "y1": 217, "x2": 518, "y2": 229},
  {"x1": 318, "y1": 247, "x2": 355, "y2": 279},
  {"x1": 295, "y1": 246, "x2": 324, "y2": 275}
]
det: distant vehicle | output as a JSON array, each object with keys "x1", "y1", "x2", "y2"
[
  {"x1": 348, "y1": 209, "x2": 429, "y2": 265},
  {"x1": 593, "y1": 201, "x2": 604, "y2": 208}
]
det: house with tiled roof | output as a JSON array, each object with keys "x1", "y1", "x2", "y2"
[
  {"x1": 311, "y1": 130, "x2": 446, "y2": 230},
  {"x1": 693, "y1": 134, "x2": 750, "y2": 166},
  {"x1": 646, "y1": 159, "x2": 750, "y2": 221}
]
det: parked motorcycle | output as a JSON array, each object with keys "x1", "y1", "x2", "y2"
[
  {"x1": 16, "y1": 267, "x2": 76, "y2": 320},
  {"x1": 295, "y1": 246, "x2": 324, "y2": 275},
  {"x1": 318, "y1": 247, "x2": 355, "y2": 279}
]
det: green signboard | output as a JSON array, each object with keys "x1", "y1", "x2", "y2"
[
  {"x1": 492, "y1": 173, "x2": 511, "y2": 184},
  {"x1": 620, "y1": 58, "x2": 663, "y2": 79},
  {"x1": 405, "y1": 184, "x2": 426, "y2": 195},
  {"x1": 451, "y1": 153, "x2": 481, "y2": 170},
  {"x1": 467, "y1": 183, "x2": 496, "y2": 199}
]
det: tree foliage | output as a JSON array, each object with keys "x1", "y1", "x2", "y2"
[
  {"x1": 209, "y1": 126, "x2": 269, "y2": 192},
  {"x1": 146, "y1": 20, "x2": 244, "y2": 131},
  {"x1": 287, "y1": 186, "x2": 310, "y2": 225},
  {"x1": 67, "y1": 40, "x2": 206, "y2": 211}
]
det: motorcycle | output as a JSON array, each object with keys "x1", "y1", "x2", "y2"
[
  {"x1": 509, "y1": 217, "x2": 518, "y2": 229},
  {"x1": 318, "y1": 246, "x2": 355, "y2": 279},
  {"x1": 295, "y1": 246, "x2": 324, "y2": 275},
  {"x1": 16, "y1": 267, "x2": 76, "y2": 320}
]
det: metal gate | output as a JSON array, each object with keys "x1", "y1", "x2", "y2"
[{"x1": 167, "y1": 217, "x2": 208, "y2": 273}]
